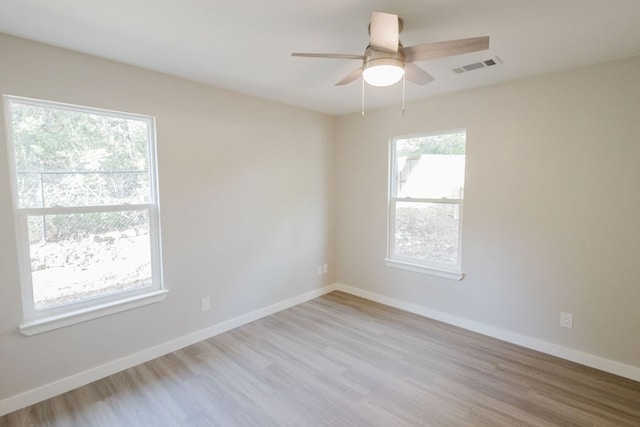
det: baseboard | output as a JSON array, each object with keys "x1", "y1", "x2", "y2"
[
  {"x1": 335, "y1": 283, "x2": 640, "y2": 382},
  {"x1": 5, "y1": 281, "x2": 636, "y2": 417},
  {"x1": 0, "y1": 284, "x2": 337, "y2": 417}
]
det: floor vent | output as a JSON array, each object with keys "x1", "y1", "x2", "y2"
[{"x1": 453, "y1": 56, "x2": 502, "y2": 74}]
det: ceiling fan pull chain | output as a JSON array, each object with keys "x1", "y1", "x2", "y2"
[
  {"x1": 402, "y1": 72, "x2": 406, "y2": 115},
  {"x1": 361, "y1": 79, "x2": 365, "y2": 118}
]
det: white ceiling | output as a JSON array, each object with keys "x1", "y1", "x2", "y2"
[{"x1": 1, "y1": 0, "x2": 639, "y2": 116}]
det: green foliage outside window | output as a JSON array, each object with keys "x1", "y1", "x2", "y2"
[{"x1": 396, "y1": 132, "x2": 465, "y2": 159}]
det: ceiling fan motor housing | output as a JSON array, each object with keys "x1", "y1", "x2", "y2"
[{"x1": 363, "y1": 45, "x2": 405, "y2": 68}]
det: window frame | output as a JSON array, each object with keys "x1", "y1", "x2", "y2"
[
  {"x1": 4, "y1": 95, "x2": 167, "y2": 335},
  {"x1": 384, "y1": 130, "x2": 466, "y2": 281}
]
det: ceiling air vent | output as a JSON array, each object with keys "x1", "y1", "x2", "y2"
[{"x1": 452, "y1": 56, "x2": 502, "y2": 74}]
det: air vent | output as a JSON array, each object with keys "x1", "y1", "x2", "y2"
[{"x1": 452, "y1": 56, "x2": 502, "y2": 74}]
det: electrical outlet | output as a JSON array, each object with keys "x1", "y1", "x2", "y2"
[
  {"x1": 560, "y1": 312, "x2": 573, "y2": 328},
  {"x1": 323, "y1": 264, "x2": 328, "y2": 274},
  {"x1": 201, "y1": 297, "x2": 211, "y2": 312}
]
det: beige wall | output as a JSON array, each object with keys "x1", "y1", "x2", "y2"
[
  {"x1": 0, "y1": 34, "x2": 335, "y2": 401},
  {"x1": 335, "y1": 55, "x2": 640, "y2": 369},
  {"x1": 2, "y1": 30, "x2": 639, "y2": 408}
]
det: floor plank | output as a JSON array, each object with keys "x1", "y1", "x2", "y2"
[{"x1": 2, "y1": 291, "x2": 639, "y2": 426}]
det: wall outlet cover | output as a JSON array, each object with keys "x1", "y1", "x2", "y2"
[{"x1": 560, "y1": 312, "x2": 573, "y2": 328}]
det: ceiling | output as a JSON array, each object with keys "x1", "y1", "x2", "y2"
[{"x1": 1, "y1": 0, "x2": 639, "y2": 116}]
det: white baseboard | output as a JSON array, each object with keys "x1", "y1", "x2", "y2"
[
  {"x1": 0, "y1": 284, "x2": 336, "y2": 417},
  {"x1": 335, "y1": 283, "x2": 640, "y2": 382},
  {"x1": 4, "y1": 282, "x2": 637, "y2": 417}
]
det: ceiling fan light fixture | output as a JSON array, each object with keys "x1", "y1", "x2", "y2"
[{"x1": 362, "y1": 58, "x2": 404, "y2": 87}]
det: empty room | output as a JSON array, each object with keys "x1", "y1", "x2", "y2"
[{"x1": 1, "y1": 0, "x2": 639, "y2": 425}]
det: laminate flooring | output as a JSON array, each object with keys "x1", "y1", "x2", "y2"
[{"x1": 2, "y1": 291, "x2": 639, "y2": 426}]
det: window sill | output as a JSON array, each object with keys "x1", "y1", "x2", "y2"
[
  {"x1": 384, "y1": 258, "x2": 464, "y2": 281},
  {"x1": 19, "y1": 290, "x2": 169, "y2": 336}
]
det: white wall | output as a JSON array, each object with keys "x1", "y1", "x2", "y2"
[
  {"x1": 335, "y1": 56, "x2": 640, "y2": 372},
  {"x1": 0, "y1": 34, "x2": 335, "y2": 403}
]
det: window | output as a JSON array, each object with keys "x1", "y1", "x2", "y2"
[
  {"x1": 385, "y1": 130, "x2": 466, "y2": 280},
  {"x1": 4, "y1": 96, "x2": 166, "y2": 335}
]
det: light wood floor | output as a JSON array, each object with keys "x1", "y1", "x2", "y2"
[{"x1": 2, "y1": 291, "x2": 640, "y2": 426}]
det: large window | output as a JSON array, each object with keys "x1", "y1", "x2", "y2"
[
  {"x1": 386, "y1": 130, "x2": 466, "y2": 280},
  {"x1": 4, "y1": 96, "x2": 166, "y2": 335}
]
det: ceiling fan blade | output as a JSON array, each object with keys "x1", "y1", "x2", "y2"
[
  {"x1": 291, "y1": 53, "x2": 365, "y2": 60},
  {"x1": 369, "y1": 11, "x2": 399, "y2": 53},
  {"x1": 404, "y1": 36, "x2": 490, "y2": 63},
  {"x1": 404, "y1": 63, "x2": 435, "y2": 86},
  {"x1": 335, "y1": 67, "x2": 363, "y2": 86}
]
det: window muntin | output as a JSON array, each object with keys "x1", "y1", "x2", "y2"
[
  {"x1": 387, "y1": 131, "x2": 466, "y2": 277},
  {"x1": 5, "y1": 96, "x2": 164, "y2": 328}
]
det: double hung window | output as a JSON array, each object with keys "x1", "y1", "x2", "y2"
[
  {"x1": 386, "y1": 130, "x2": 466, "y2": 280},
  {"x1": 4, "y1": 96, "x2": 165, "y2": 334}
]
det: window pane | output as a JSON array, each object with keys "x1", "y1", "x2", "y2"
[
  {"x1": 27, "y1": 210, "x2": 152, "y2": 309},
  {"x1": 395, "y1": 132, "x2": 465, "y2": 199},
  {"x1": 10, "y1": 102, "x2": 150, "y2": 208},
  {"x1": 394, "y1": 202, "x2": 460, "y2": 265}
]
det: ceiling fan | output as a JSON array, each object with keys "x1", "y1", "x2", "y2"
[{"x1": 292, "y1": 11, "x2": 490, "y2": 89}]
